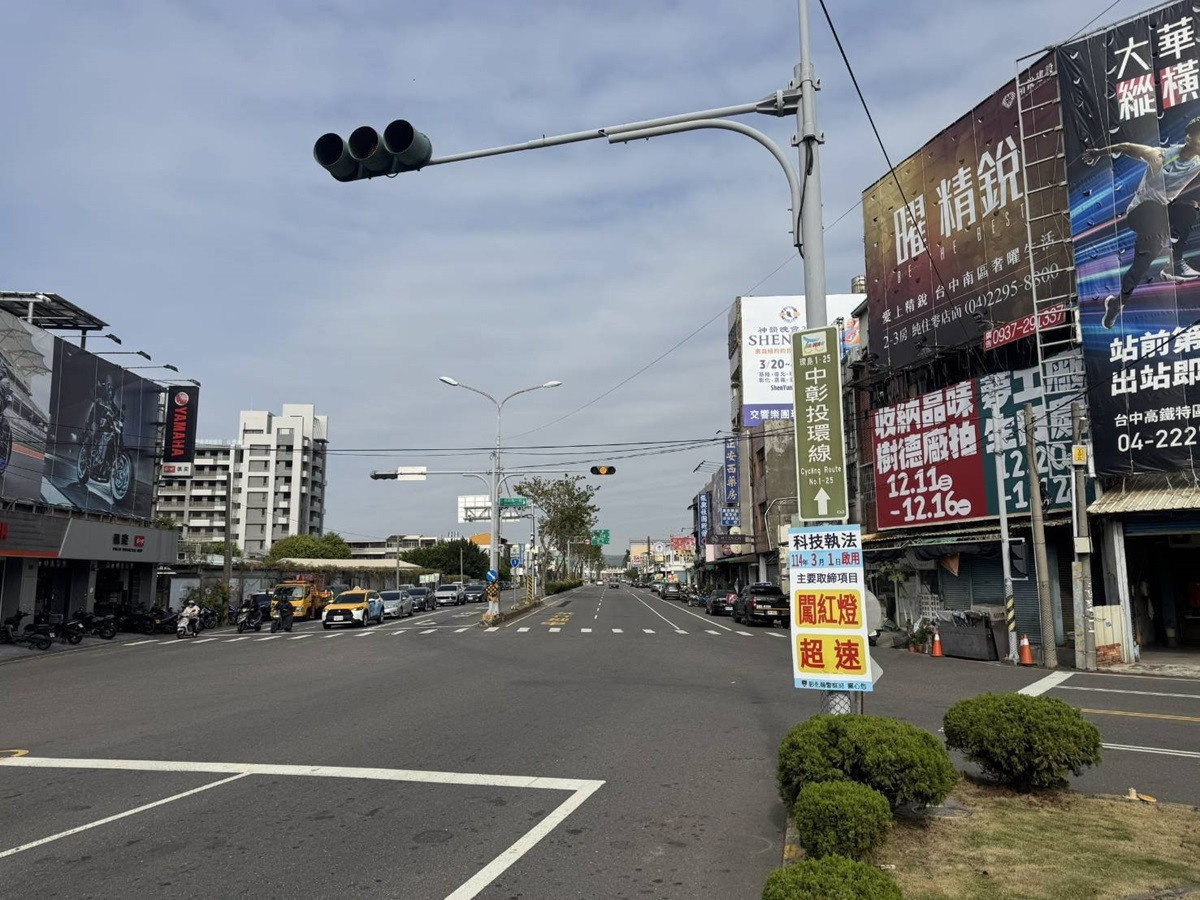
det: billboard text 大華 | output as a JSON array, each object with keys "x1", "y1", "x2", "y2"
[
  {"x1": 870, "y1": 361, "x2": 1077, "y2": 530},
  {"x1": 862, "y1": 54, "x2": 1072, "y2": 369},
  {"x1": 1058, "y1": 1, "x2": 1200, "y2": 475},
  {"x1": 0, "y1": 307, "x2": 163, "y2": 518}
]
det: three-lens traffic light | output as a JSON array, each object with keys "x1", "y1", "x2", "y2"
[
  {"x1": 314, "y1": 120, "x2": 433, "y2": 182},
  {"x1": 590, "y1": 466, "x2": 617, "y2": 475}
]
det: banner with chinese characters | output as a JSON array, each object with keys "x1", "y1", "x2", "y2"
[
  {"x1": 788, "y1": 525, "x2": 873, "y2": 692},
  {"x1": 862, "y1": 54, "x2": 1072, "y2": 369},
  {"x1": 1058, "y1": 2, "x2": 1200, "y2": 475},
  {"x1": 697, "y1": 491, "x2": 712, "y2": 551},
  {"x1": 793, "y1": 326, "x2": 848, "y2": 520},
  {"x1": 723, "y1": 436, "x2": 740, "y2": 506},
  {"x1": 870, "y1": 363, "x2": 1073, "y2": 529}
]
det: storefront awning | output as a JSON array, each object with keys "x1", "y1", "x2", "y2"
[{"x1": 1089, "y1": 475, "x2": 1200, "y2": 516}]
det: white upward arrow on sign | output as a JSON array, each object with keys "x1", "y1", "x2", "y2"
[{"x1": 813, "y1": 488, "x2": 831, "y2": 517}]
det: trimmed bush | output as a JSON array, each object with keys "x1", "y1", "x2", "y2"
[
  {"x1": 793, "y1": 781, "x2": 891, "y2": 860},
  {"x1": 943, "y1": 692, "x2": 1102, "y2": 791},
  {"x1": 762, "y1": 856, "x2": 901, "y2": 900},
  {"x1": 545, "y1": 579, "x2": 583, "y2": 595},
  {"x1": 778, "y1": 714, "x2": 958, "y2": 809}
]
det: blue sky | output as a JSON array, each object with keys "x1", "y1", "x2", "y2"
[{"x1": 0, "y1": 0, "x2": 1140, "y2": 551}]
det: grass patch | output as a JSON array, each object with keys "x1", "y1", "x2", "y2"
[{"x1": 877, "y1": 779, "x2": 1200, "y2": 900}]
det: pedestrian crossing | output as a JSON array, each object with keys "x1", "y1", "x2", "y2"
[{"x1": 118, "y1": 622, "x2": 776, "y2": 650}]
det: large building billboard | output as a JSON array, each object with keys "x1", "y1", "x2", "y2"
[
  {"x1": 870, "y1": 361, "x2": 1075, "y2": 530},
  {"x1": 862, "y1": 55, "x2": 1072, "y2": 369},
  {"x1": 1058, "y1": 2, "x2": 1200, "y2": 475},
  {"x1": 0, "y1": 308, "x2": 161, "y2": 519},
  {"x1": 737, "y1": 294, "x2": 864, "y2": 426}
]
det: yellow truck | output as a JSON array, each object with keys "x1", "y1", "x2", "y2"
[{"x1": 271, "y1": 577, "x2": 334, "y2": 621}]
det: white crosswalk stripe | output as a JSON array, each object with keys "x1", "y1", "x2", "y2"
[
  {"x1": 612, "y1": 628, "x2": 623, "y2": 634},
  {"x1": 288, "y1": 635, "x2": 309, "y2": 640},
  {"x1": 643, "y1": 629, "x2": 655, "y2": 634},
  {"x1": 736, "y1": 631, "x2": 752, "y2": 636},
  {"x1": 518, "y1": 627, "x2": 530, "y2": 633},
  {"x1": 420, "y1": 629, "x2": 436, "y2": 634},
  {"x1": 580, "y1": 628, "x2": 592, "y2": 633},
  {"x1": 705, "y1": 630, "x2": 721, "y2": 635},
  {"x1": 454, "y1": 627, "x2": 470, "y2": 633},
  {"x1": 549, "y1": 627, "x2": 561, "y2": 633}
]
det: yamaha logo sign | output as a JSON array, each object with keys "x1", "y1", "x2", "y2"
[{"x1": 164, "y1": 385, "x2": 200, "y2": 465}]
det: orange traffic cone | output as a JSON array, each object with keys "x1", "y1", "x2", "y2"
[
  {"x1": 1018, "y1": 633, "x2": 1035, "y2": 666},
  {"x1": 931, "y1": 628, "x2": 944, "y2": 658}
]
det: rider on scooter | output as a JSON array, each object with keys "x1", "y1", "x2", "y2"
[{"x1": 180, "y1": 598, "x2": 201, "y2": 636}]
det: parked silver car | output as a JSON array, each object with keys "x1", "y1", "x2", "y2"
[{"x1": 379, "y1": 589, "x2": 415, "y2": 619}]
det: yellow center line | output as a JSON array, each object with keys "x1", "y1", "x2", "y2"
[{"x1": 1080, "y1": 707, "x2": 1200, "y2": 723}]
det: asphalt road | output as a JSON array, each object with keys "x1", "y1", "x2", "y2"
[{"x1": 2, "y1": 583, "x2": 1197, "y2": 899}]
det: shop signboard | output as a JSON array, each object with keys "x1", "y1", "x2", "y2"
[
  {"x1": 870, "y1": 363, "x2": 1073, "y2": 529},
  {"x1": 723, "y1": 436, "x2": 740, "y2": 506},
  {"x1": 862, "y1": 55, "x2": 1071, "y2": 370},
  {"x1": 163, "y1": 385, "x2": 199, "y2": 466},
  {"x1": 697, "y1": 492, "x2": 712, "y2": 549},
  {"x1": 1057, "y1": 1, "x2": 1200, "y2": 475},
  {"x1": 788, "y1": 525, "x2": 873, "y2": 692}
]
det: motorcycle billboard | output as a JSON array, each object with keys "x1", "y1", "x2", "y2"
[{"x1": 0, "y1": 307, "x2": 161, "y2": 518}]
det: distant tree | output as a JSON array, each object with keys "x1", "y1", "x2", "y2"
[
  {"x1": 266, "y1": 533, "x2": 350, "y2": 562},
  {"x1": 401, "y1": 538, "x2": 488, "y2": 579},
  {"x1": 200, "y1": 541, "x2": 242, "y2": 559},
  {"x1": 511, "y1": 475, "x2": 600, "y2": 579}
]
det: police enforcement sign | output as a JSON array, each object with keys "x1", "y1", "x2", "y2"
[{"x1": 788, "y1": 524, "x2": 873, "y2": 692}]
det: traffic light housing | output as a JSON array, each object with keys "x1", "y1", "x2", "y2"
[
  {"x1": 590, "y1": 466, "x2": 616, "y2": 475},
  {"x1": 314, "y1": 120, "x2": 433, "y2": 182},
  {"x1": 1009, "y1": 537, "x2": 1029, "y2": 581}
]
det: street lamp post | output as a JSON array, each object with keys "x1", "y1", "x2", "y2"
[{"x1": 439, "y1": 376, "x2": 561, "y2": 619}]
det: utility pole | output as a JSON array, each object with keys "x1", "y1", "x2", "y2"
[
  {"x1": 991, "y1": 396, "x2": 1018, "y2": 663},
  {"x1": 1024, "y1": 403, "x2": 1056, "y2": 669},
  {"x1": 223, "y1": 470, "x2": 233, "y2": 613},
  {"x1": 1072, "y1": 402, "x2": 1096, "y2": 671}
]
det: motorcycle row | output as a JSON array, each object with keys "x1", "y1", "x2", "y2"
[{"x1": 0, "y1": 603, "x2": 222, "y2": 652}]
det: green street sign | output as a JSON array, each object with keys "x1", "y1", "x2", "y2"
[
  {"x1": 591, "y1": 529, "x2": 610, "y2": 545},
  {"x1": 793, "y1": 326, "x2": 848, "y2": 521},
  {"x1": 499, "y1": 497, "x2": 528, "y2": 509}
]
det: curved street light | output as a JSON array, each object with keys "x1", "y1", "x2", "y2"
[{"x1": 439, "y1": 376, "x2": 562, "y2": 614}]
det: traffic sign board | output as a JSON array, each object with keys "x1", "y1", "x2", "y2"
[
  {"x1": 485, "y1": 569, "x2": 499, "y2": 583},
  {"x1": 499, "y1": 497, "x2": 528, "y2": 508},
  {"x1": 793, "y1": 326, "x2": 848, "y2": 521},
  {"x1": 591, "y1": 529, "x2": 610, "y2": 546}
]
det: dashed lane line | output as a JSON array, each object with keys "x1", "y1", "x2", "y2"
[
  {"x1": 675, "y1": 630, "x2": 687, "y2": 634},
  {"x1": 125, "y1": 640, "x2": 156, "y2": 646},
  {"x1": 581, "y1": 628, "x2": 592, "y2": 633},
  {"x1": 288, "y1": 635, "x2": 309, "y2": 641},
  {"x1": 612, "y1": 628, "x2": 624, "y2": 634},
  {"x1": 736, "y1": 631, "x2": 753, "y2": 636},
  {"x1": 420, "y1": 629, "x2": 436, "y2": 635},
  {"x1": 455, "y1": 627, "x2": 471, "y2": 633},
  {"x1": 549, "y1": 627, "x2": 561, "y2": 633},
  {"x1": 485, "y1": 627, "x2": 499, "y2": 633},
  {"x1": 517, "y1": 627, "x2": 530, "y2": 633},
  {"x1": 767, "y1": 632, "x2": 787, "y2": 639},
  {"x1": 705, "y1": 630, "x2": 721, "y2": 635},
  {"x1": 643, "y1": 629, "x2": 655, "y2": 634},
  {"x1": 193, "y1": 638, "x2": 218, "y2": 644},
  {"x1": 655, "y1": 595, "x2": 735, "y2": 632}
]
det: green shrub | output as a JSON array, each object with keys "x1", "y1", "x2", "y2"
[
  {"x1": 545, "y1": 579, "x2": 583, "y2": 595},
  {"x1": 762, "y1": 856, "x2": 901, "y2": 900},
  {"x1": 943, "y1": 693, "x2": 1102, "y2": 791},
  {"x1": 793, "y1": 781, "x2": 892, "y2": 860},
  {"x1": 778, "y1": 714, "x2": 957, "y2": 809}
]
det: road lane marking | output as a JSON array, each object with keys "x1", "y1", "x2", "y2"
[
  {"x1": 643, "y1": 629, "x2": 655, "y2": 634},
  {"x1": 581, "y1": 628, "x2": 592, "y2": 633},
  {"x1": 485, "y1": 627, "x2": 499, "y2": 632},
  {"x1": 767, "y1": 632, "x2": 787, "y2": 639},
  {"x1": 549, "y1": 627, "x2": 561, "y2": 633},
  {"x1": 193, "y1": 638, "x2": 217, "y2": 644},
  {"x1": 222, "y1": 637, "x2": 251, "y2": 642},
  {"x1": 321, "y1": 633, "x2": 341, "y2": 638},
  {"x1": 612, "y1": 628, "x2": 623, "y2": 634},
  {"x1": 630, "y1": 594, "x2": 687, "y2": 631},
  {"x1": 675, "y1": 630, "x2": 687, "y2": 635},
  {"x1": 656, "y1": 596, "x2": 734, "y2": 631},
  {"x1": 254, "y1": 636, "x2": 282, "y2": 641},
  {"x1": 355, "y1": 631, "x2": 377, "y2": 637},
  {"x1": 392, "y1": 630, "x2": 409, "y2": 636},
  {"x1": 735, "y1": 631, "x2": 752, "y2": 636},
  {"x1": 517, "y1": 627, "x2": 530, "y2": 633},
  {"x1": 1103, "y1": 742, "x2": 1200, "y2": 759},
  {"x1": 420, "y1": 629, "x2": 436, "y2": 634},
  {"x1": 705, "y1": 630, "x2": 721, "y2": 635},
  {"x1": 288, "y1": 635, "x2": 309, "y2": 640},
  {"x1": 125, "y1": 640, "x2": 155, "y2": 646},
  {"x1": 0, "y1": 752, "x2": 607, "y2": 900},
  {"x1": 1080, "y1": 707, "x2": 1200, "y2": 723},
  {"x1": 0, "y1": 772, "x2": 250, "y2": 860},
  {"x1": 455, "y1": 627, "x2": 470, "y2": 633},
  {"x1": 1018, "y1": 671, "x2": 1073, "y2": 696},
  {"x1": 1056, "y1": 685, "x2": 1200, "y2": 701}
]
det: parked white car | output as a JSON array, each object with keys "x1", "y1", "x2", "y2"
[{"x1": 434, "y1": 584, "x2": 464, "y2": 606}]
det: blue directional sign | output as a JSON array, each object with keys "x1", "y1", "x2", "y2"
[{"x1": 485, "y1": 569, "x2": 499, "y2": 583}]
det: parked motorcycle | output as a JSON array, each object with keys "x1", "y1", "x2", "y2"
[
  {"x1": 75, "y1": 386, "x2": 134, "y2": 504},
  {"x1": 198, "y1": 606, "x2": 218, "y2": 631},
  {"x1": 73, "y1": 609, "x2": 118, "y2": 640},
  {"x1": 1, "y1": 612, "x2": 52, "y2": 651},
  {"x1": 143, "y1": 606, "x2": 178, "y2": 635},
  {"x1": 269, "y1": 600, "x2": 294, "y2": 634},
  {"x1": 235, "y1": 604, "x2": 263, "y2": 634},
  {"x1": 31, "y1": 611, "x2": 85, "y2": 644}
]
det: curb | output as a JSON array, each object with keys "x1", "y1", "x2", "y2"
[{"x1": 479, "y1": 600, "x2": 545, "y2": 627}]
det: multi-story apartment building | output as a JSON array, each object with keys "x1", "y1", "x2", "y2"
[
  {"x1": 346, "y1": 535, "x2": 440, "y2": 559},
  {"x1": 154, "y1": 404, "x2": 328, "y2": 556}
]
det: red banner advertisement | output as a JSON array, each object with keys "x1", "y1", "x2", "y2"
[{"x1": 871, "y1": 380, "x2": 987, "y2": 528}]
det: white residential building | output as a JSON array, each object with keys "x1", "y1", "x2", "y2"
[{"x1": 153, "y1": 404, "x2": 328, "y2": 556}]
